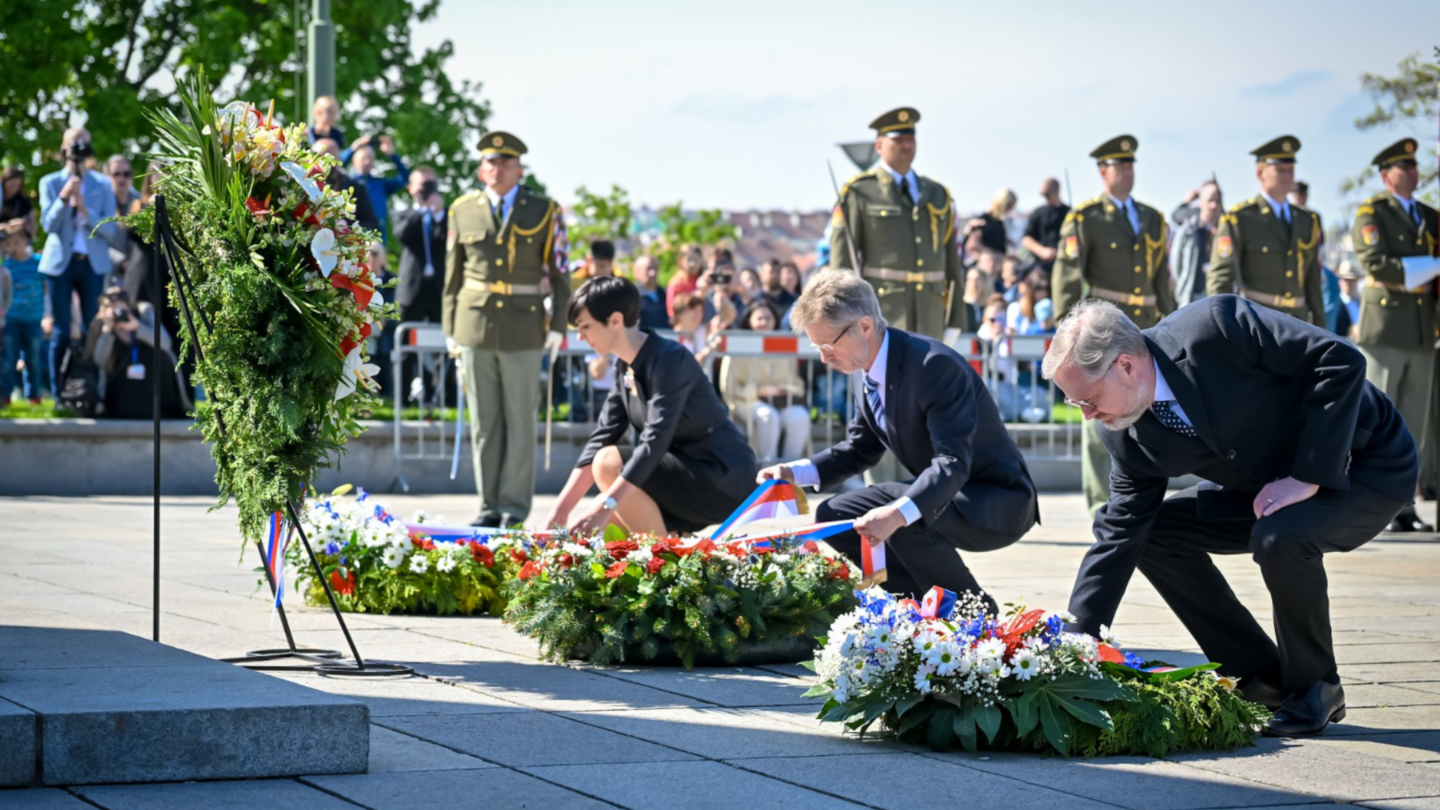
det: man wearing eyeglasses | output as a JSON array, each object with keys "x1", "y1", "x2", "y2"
[
  {"x1": 757, "y1": 270, "x2": 1038, "y2": 611},
  {"x1": 1043, "y1": 295, "x2": 1418, "y2": 737},
  {"x1": 1351, "y1": 138, "x2": 1437, "y2": 532}
]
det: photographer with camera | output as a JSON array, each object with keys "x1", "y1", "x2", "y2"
[
  {"x1": 39, "y1": 127, "x2": 118, "y2": 393},
  {"x1": 391, "y1": 166, "x2": 446, "y2": 402},
  {"x1": 82, "y1": 286, "x2": 189, "y2": 419}
]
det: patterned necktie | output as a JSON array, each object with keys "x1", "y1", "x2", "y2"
[
  {"x1": 864, "y1": 375, "x2": 886, "y2": 432},
  {"x1": 1151, "y1": 399, "x2": 1196, "y2": 438}
]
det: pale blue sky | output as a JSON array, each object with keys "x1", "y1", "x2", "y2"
[{"x1": 412, "y1": 0, "x2": 1436, "y2": 224}]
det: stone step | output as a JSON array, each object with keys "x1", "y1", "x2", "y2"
[{"x1": 0, "y1": 607, "x2": 369, "y2": 786}]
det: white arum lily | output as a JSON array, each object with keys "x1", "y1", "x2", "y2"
[
  {"x1": 336, "y1": 347, "x2": 380, "y2": 401},
  {"x1": 310, "y1": 228, "x2": 339, "y2": 278},
  {"x1": 367, "y1": 288, "x2": 385, "y2": 310},
  {"x1": 280, "y1": 161, "x2": 322, "y2": 203}
]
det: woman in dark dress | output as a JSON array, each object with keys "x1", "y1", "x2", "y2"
[{"x1": 543, "y1": 276, "x2": 758, "y2": 536}]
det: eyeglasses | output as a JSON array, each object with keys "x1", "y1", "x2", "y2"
[
  {"x1": 1062, "y1": 358, "x2": 1119, "y2": 409},
  {"x1": 809, "y1": 321, "x2": 857, "y2": 354},
  {"x1": 110, "y1": 170, "x2": 132, "y2": 177}
]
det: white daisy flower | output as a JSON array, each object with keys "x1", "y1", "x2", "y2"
[
  {"x1": 408, "y1": 554, "x2": 430, "y2": 574},
  {"x1": 381, "y1": 546, "x2": 406, "y2": 569},
  {"x1": 1011, "y1": 649, "x2": 1039, "y2": 681},
  {"x1": 974, "y1": 637, "x2": 1006, "y2": 661},
  {"x1": 435, "y1": 555, "x2": 456, "y2": 573}
]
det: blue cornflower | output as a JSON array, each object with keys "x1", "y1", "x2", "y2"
[
  {"x1": 324, "y1": 541, "x2": 341, "y2": 555},
  {"x1": 1122, "y1": 652, "x2": 1147, "y2": 670},
  {"x1": 356, "y1": 487, "x2": 369, "y2": 502}
]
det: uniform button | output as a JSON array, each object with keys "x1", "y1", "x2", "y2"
[
  {"x1": 1226, "y1": 450, "x2": 1237, "y2": 460},
  {"x1": 530, "y1": 305, "x2": 537, "y2": 312},
  {"x1": 1381, "y1": 298, "x2": 1388, "y2": 305},
  {"x1": 496, "y1": 300, "x2": 504, "y2": 308},
  {"x1": 914, "y1": 283, "x2": 923, "y2": 290},
  {"x1": 1286, "y1": 250, "x2": 1293, "y2": 257},
  {"x1": 1134, "y1": 266, "x2": 1142, "y2": 273},
  {"x1": 880, "y1": 211, "x2": 888, "y2": 217},
  {"x1": 1110, "y1": 242, "x2": 1117, "y2": 249},
  {"x1": 1133, "y1": 308, "x2": 1142, "y2": 317},
  {"x1": 915, "y1": 237, "x2": 922, "y2": 244},
  {"x1": 1285, "y1": 271, "x2": 1293, "y2": 278},
  {"x1": 496, "y1": 258, "x2": 504, "y2": 265},
  {"x1": 1132, "y1": 244, "x2": 1139, "y2": 251},
  {"x1": 917, "y1": 259, "x2": 925, "y2": 267},
  {"x1": 1133, "y1": 287, "x2": 1142, "y2": 294},
  {"x1": 1262, "y1": 246, "x2": 1268, "y2": 253}
]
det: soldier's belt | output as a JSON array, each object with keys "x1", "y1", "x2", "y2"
[
  {"x1": 1089, "y1": 287, "x2": 1157, "y2": 307},
  {"x1": 1365, "y1": 278, "x2": 1433, "y2": 295},
  {"x1": 1240, "y1": 289, "x2": 1307, "y2": 309},
  {"x1": 464, "y1": 278, "x2": 545, "y2": 296},
  {"x1": 863, "y1": 268, "x2": 946, "y2": 284}
]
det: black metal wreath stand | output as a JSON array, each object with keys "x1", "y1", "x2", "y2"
[{"x1": 151, "y1": 194, "x2": 410, "y2": 677}]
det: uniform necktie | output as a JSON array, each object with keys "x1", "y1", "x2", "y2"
[
  {"x1": 1279, "y1": 203, "x2": 1290, "y2": 225},
  {"x1": 864, "y1": 375, "x2": 886, "y2": 432},
  {"x1": 897, "y1": 175, "x2": 913, "y2": 204},
  {"x1": 1151, "y1": 399, "x2": 1196, "y2": 438},
  {"x1": 1410, "y1": 201, "x2": 1422, "y2": 228},
  {"x1": 493, "y1": 198, "x2": 506, "y2": 223}
]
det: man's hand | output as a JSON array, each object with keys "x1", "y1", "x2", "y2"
[
  {"x1": 544, "y1": 331, "x2": 564, "y2": 353},
  {"x1": 351, "y1": 133, "x2": 373, "y2": 149},
  {"x1": 60, "y1": 177, "x2": 83, "y2": 205},
  {"x1": 1183, "y1": 188, "x2": 1200, "y2": 205},
  {"x1": 756, "y1": 463, "x2": 794, "y2": 484},
  {"x1": 1253, "y1": 477, "x2": 1320, "y2": 519},
  {"x1": 446, "y1": 336, "x2": 461, "y2": 358},
  {"x1": 568, "y1": 499, "x2": 614, "y2": 535},
  {"x1": 854, "y1": 504, "x2": 905, "y2": 546},
  {"x1": 1036, "y1": 245, "x2": 1057, "y2": 262},
  {"x1": 377, "y1": 135, "x2": 395, "y2": 156}
]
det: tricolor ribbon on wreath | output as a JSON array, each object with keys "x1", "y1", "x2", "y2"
[{"x1": 260, "y1": 511, "x2": 294, "y2": 626}]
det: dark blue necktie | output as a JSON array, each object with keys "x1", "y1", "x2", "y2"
[
  {"x1": 864, "y1": 375, "x2": 886, "y2": 432},
  {"x1": 1410, "y1": 201, "x2": 1421, "y2": 228},
  {"x1": 1151, "y1": 399, "x2": 1196, "y2": 437},
  {"x1": 421, "y1": 211, "x2": 434, "y2": 275}
]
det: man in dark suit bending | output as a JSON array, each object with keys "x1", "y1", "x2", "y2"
[
  {"x1": 757, "y1": 270, "x2": 1039, "y2": 610},
  {"x1": 1043, "y1": 295, "x2": 1417, "y2": 737}
]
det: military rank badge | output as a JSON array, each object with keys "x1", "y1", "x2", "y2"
[
  {"x1": 1362, "y1": 224, "x2": 1379, "y2": 246},
  {"x1": 1216, "y1": 235, "x2": 1233, "y2": 259},
  {"x1": 831, "y1": 205, "x2": 845, "y2": 229},
  {"x1": 1064, "y1": 235, "x2": 1078, "y2": 258}
]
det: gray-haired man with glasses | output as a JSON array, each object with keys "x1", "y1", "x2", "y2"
[{"x1": 757, "y1": 270, "x2": 1039, "y2": 609}]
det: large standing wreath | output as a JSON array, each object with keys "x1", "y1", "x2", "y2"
[{"x1": 124, "y1": 76, "x2": 392, "y2": 543}]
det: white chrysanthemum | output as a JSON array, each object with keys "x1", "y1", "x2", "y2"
[
  {"x1": 1011, "y1": 649, "x2": 1039, "y2": 681},
  {"x1": 913, "y1": 627, "x2": 943, "y2": 656},
  {"x1": 435, "y1": 555, "x2": 456, "y2": 573},
  {"x1": 974, "y1": 637, "x2": 1006, "y2": 661},
  {"x1": 388, "y1": 525, "x2": 412, "y2": 549},
  {"x1": 410, "y1": 509, "x2": 430, "y2": 524},
  {"x1": 382, "y1": 546, "x2": 406, "y2": 569},
  {"x1": 926, "y1": 640, "x2": 963, "y2": 676},
  {"x1": 630, "y1": 547, "x2": 653, "y2": 564},
  {"x1": 408, "y1": 554, "x2": 430, "y2": 574},
  {"x1": 913, "y1": 667, "x2": 934, "y2": 694},
  {"x1": 561, "y1": 542, "x2": 591, "y2": 557}
]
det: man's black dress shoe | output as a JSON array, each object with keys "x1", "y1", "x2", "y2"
[
  {"x1": 498, "y1": 513, "x2": 519, "y2": 530},
  {"x1": 1387, "y1": 505, "x2": 1435, "y2": 533},
  {"x1": 1265, "y1": 679, "x2": 1346, "y2": 737},
  {"x1": 470, "y1": 511, "x2": 503, "y2": 528},
  {"x1": 1238, "y1": 675, "x2": 1291, "y2": 711}
]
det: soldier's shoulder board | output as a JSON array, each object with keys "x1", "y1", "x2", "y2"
[
  {"x1": 1074, "y1": 196, "x2": 1105, "y2": 213},
  {"x1": 1229, "y1": 197, "x2": 1260, "y2": 214},
  {"x1": 452, "y1": 190, "x2": 483, "y2": 209},
  {"x1": 840, "y1": 171, "x2": 876, "y2": 196}
]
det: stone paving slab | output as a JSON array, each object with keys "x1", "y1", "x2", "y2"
[
  {"x1": 366, "y1": 725, "x2": 497, "y2": 773},
  {"x1": 0, "y1": 697, "x2": 37, "y2": 787},
  {"x1": 273, "y1": 672, "x2": 527, "y2": 717},
  {"x1": 0, "y1": 788, "x2": 95, "y2": 809},
  {"x1": 1308, "y1": 731, "x2": 1440, "y2": 764},
  {"x1": 584, "y1": 665, "x2": 816, "y2": 708},
  {"x1": 376, "y1": 711, "x2": 702, "y2": 767},
  {"x1": 413, "y1": 658, "x2": 710, "y2": 712},
  {"x1": 305, "y1": 767, "x2": 614, "y2": 809},
  {"x1": 1174, "y1": 737, "x2": 1440, "y2": 804},
  {"x1": 524, "y1": 760, "x2": 862, "y2": 809},
  {"x1": 558, "y1": 707, "x2": 899, "y2": 760},
  {"x1": 74, "y1": 778, "x2": 361, "y2": 809}
]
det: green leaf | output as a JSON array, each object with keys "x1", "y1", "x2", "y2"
[
  {"x1": 602, "y1": 524, "x2": 626, "y2": 544},
  {"x1": 1008, "y1": 694, "x2": 1038, "y2": 737},
  {"x1": 975, "y1": 703, "x2": 1002, "y2": 743},
  {"x1": 802, "y1": 683, "x2": 830, "y2": 699},
  {"x1": 894, "y1": 693, "x2": 926, "y2": 718},
  {"x1": 1055, "y1": 697, "x2": 1114, "y2": 731},
  {"x1": 896, "y1": 703, "x2": 935, "y2": 737},
  {"x1": 952, "y1": 704, "x2": 978, "y2": 752},
  {"x1": 861, "y1": 695, "x2": 895, "y2": 727},
  {"x1": 1037, "y1": 696, "x2": 1072, "y2": 756},
  {"x1": 1046, "y1": 673, "x2": 1133, "y2": 702},
  {"x1": 330, "y1": 484, "x2": 354, "y2": 496},
  {"x1": 927, "y1": 707, "x2": 957, "y2": 750}
]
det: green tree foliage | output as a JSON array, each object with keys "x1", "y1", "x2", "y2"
[
  {"x1": 568, "y1": 184, "x2": 633, "y2": 254},
  {"x1": 0, "y1": 0, "x2": 488, "y2": 193},
  {"x1": 1345, "y1": 48, "x2": 1439, "y2": 203},
  {"x1": 649, "y1": 202, "x2": 738, "y2": 282}
]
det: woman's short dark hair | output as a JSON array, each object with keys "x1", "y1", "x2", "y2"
[
  {"x1": 568, "y1": 275, "x2": 640, "y2": 327},
  {"x1": 740, "y1": 299, "x2": 781, "y2": 330},
  {"x1": 589, "y1": 239, "x2": 615, "y2": 261}
]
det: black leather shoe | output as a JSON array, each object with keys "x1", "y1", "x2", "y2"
[
  {"x1": 1265, "y1": 679, "x2": 1346, "y2": 737},
  {"x1": 498, "y1": 513, "x2": 520, "y2": 530},
  {"x1": 470, "y1": 511, "x2": 503, "y2": 528},
  {"x1": 1239, "y1": 675, "x2": 1291, "y2": 711},
  {"x1": 1388, "y1": 505, "x2": 1434, "y2": 533}
]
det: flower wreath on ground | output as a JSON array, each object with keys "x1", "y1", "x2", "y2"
[
  {"x1": 503, "y1": 525, "x2": 859, "y2": 668},
  {"x1": 806, "y1": 588, "x2": 1271, "y2": 758},
  {"x1": 288, "y1": 487, "x2": 530, "y2": 616},
  {"x1": 121, "y1": 75, "x2": 393, "y2": 545}
]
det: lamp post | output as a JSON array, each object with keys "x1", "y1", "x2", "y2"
[{"x1": 306, "y1": 0, "x2": 335, "y2": 107}]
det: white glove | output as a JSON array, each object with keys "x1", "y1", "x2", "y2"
[
  {"x1": 942, "y1": 328, "x2": 961, "y2": 347},
  {"x1": 446, "y1": 336, "x2": 460, "y2": 358},
  {"x1": 544, "y1": 331, "x2": 564, "y2": 352}
]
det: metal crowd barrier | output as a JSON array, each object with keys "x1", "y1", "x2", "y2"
[{"x1": 387, "y1": 323, "x2": 1078, "y2": 490}]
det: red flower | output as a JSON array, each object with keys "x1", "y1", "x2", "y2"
[
  {"x1": 292, "y1": 203, "x2": 321, "y2": 227},
  {"x1": 470, "y1": 542, "x2": 495, "y2": 568},
  {"x1": 244, "y1": 196, "x2": 271, "y2": 217},
  {"x1": 802, "y1": 541, "x2": 820, "y2": 554},
  {"x1": 750, "y1": 545, "x2": 774, "y2": 555},
  {"x1": 510, "y1": 548, "x2": 529, "y2": 565},
  {"x1": 329, "y1": 569, "x2": 356, "y2": 595},
  {"x1": 576, "y1": 538, "x2": 591, "y2": 548},
  {"x1": 646, "y1": 556, "x2": 667, "y2": 575},
  {"x1": 605, "y1": 539, "x2": 639, "y2": 560},
  {"x1": 726, "y1": 542, "x2": 748, "y2": 558},
  {"x1": 1096, "y1": 643, "x2": 1125, "y2": 664},
  {"x1": 518, "y1": 560, "x2": 543, "y2": 580},
  {"x1": 411, "y1": 536, "x2": 435, "y2": 551},
  {"x1": 605, "y1": 561, "x2": 629, "y2": 578},
  {"x1": 827, "y1": 561, "x2": 852, "y2": 581},
  {"x1": 674, "y1": 539, "x2": 717, "y2": 558},
  {"x1": 557, "y1": 553, "x2": 575, "y2": 568}
]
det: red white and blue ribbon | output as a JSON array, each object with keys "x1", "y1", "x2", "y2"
[
  {"x1": 404, "y1": 523, "x2": 557, "y2": 544},
  {"x1": 262, "y1": 511, "x2": 292, "y2": 610},
  {"x1": 919, "y1": 586, "x2": 957, "y2": 619},
  {"x1": 709, "y1": 479, "x2": 806, "y2": 540},
  {"x1": 859, "y1": 534, "x2": 887, "y2": 586}
]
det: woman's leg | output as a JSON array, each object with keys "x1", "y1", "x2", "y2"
[
  {"x1": 778, "y1": 404, "x2": 812, "y2": 460},
  {"x1": 592, "y1": 445, "x2": 668, "y2": 535}
]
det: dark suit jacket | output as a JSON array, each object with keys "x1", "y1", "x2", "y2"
[
  {"x1": 578, "y1": 331, "x2": 757, "y2": 500},
  {"x1": 1070, "y1": 294, "x2": 1419, "y2": 632},
  {"x1": 809, "y1": 327, "x2": 1039, "y2": 536},
  {"x1": 393, "y1": 207, "x2": 447, "y2": 309}
]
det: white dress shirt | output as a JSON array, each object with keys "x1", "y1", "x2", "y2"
[
  {"x1": 484, "y1": 185, "x2": 519, "y2": 223},
  {"x1": 1258, "y1": 191, "x2": 1291, "y2": 224},
  {"x1": 1108, "y1": 195, "x2": 1141, "y2": 234},
  {"x1": 788, "y1": 331, "x2": 923, "y2": 525},
  {"x1": 1151, "y1": 358, "x2": 1192, "y2": 426},
  {"x1": 879, "y1": 160, "x2": 919, "y2": 203}
]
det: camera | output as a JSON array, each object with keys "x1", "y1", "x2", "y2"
[
  {"x1": 420, "y1": 179, "x2": 439, "y2": 197},
  {"x1": 112, "y1": 306, "x2": 132, "y2": 325},
  {"x1": 64, "y1": 138, "x2": 93, "y2": 171}
]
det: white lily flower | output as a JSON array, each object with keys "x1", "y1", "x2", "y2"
[
  {"x1": 310, "y1": 228, "x2": 339, "y2": 278},
  {"x1": 280, "y1": 161, "x2": 322, "y2": 203},
  {"x1": 336, "y1": 347, "x2": 380, "y2": 401},
  {"x1": 368, "y1": 289, "x2": 385, "y2": 309}
]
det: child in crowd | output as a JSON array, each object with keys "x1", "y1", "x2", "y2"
[{"x1": 2, "y1": 223, "x2": 46, "y2": 405}]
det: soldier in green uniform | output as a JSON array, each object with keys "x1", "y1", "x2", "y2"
[
  {"x1": 829, "y1": 107, "x2": 967, "y2": 342},
  {"x1": 1351, "y1": 137, "x2": 1437, "y2": 532},
  {"x1": 1052, "y1": 135, "x2": 1176, "y2": 514},
  {"x1": 444, "y1": 132, "x2": 570, "y2": 527},
  {"x1": 1206, "y1": 136, "x2": 1325, "y2": 326}
]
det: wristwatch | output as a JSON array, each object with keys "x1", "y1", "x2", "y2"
[{"x1": 602, "y1": 496, "x2": 618, "y2": 511}]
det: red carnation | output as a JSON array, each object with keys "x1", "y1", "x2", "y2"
[
  {"x1": 470, "y1": 542, "x2": 495, "y2": 569},
  {"x1": 646, "y1": 556, "x2": 667, "y2": 575},
  {"x1": 605, "y1": 561, "x2": 629, "y2": 579},
  {"x1": 510, "y1": 548, "x2": 528, "y2": 565},
  {"x1": 329, "y1": 569, "x2": 356, "y2": 595},
  {"x1": 750, "y1": 545, "x2": 774, "y2": 555},
  {"x1": 557, "y1": 553, "x2": 575, "y2": 568},
  {"x1": 411, "y1": 536, "x2": 435, "y2": 551},
  {"x1": 827, "y1": 561, "x2": 852, "y2": 581},
  {"x1": 802, "y1": 541, "x2": 820, "y2": 554},
  {"x1": 518, "y1": 560, "x2": 543, "y2": 580}
]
